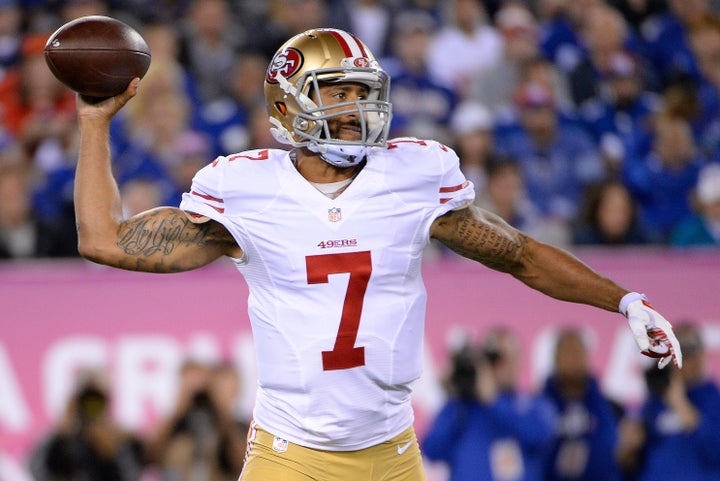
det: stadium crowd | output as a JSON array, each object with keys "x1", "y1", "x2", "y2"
[
  {"x1": 1, "y1": 0, "x2": 720, "y2": 260},
  {"x1": 422, "y1": 322, "x2": 720, "y2": 481},
  {"x1": 23, "y1": 322, "x2": 720, "y2": 481},
  {"x1": 1, "y1": 0, "x2": 719, "y2": 480}
]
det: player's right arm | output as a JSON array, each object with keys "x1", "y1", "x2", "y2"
[{"x1": 74, "y1": 80, "x2": 239, "y2": 273}]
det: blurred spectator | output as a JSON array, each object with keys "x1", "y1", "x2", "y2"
[
  {"x1": 426, "y1": 0, "x2": 503, "y2": 98},
  {"x1": 422, "y1": 328, "x2": 556, "y2": 481},
  {"x1": 541, "y1": 327, "x2": 623, "y2": 481},
  {"x1": 616, "y1": 322, "x2": 720, "y2": 481},
  {"x1": 332, "y1": 0, "x2": 395, "y2": 59},
  {"x1": 0, "y1": 153, "x2": 77, "y2": 258},
  {"x1": 607, "y1": 0, "x2": 668, "y2": 31},
  {"x1": 121, "y1": 177, "x2": 167, "y2": 218},
  {"x1": 475, "y1": 159, "x2": 570, "y2": 245},
  {"x1": 671, "y1": 163, "x2": 720, "y2": 246},
  {"x1": 573, "y1": 180, "x2": 660, "y2": 245},
  {"x1": 467, "y1": 2, "x2": 542, "y2": 113},
  {"x1": 244, "y1": 0, "x2": 331, "y2": 59},
  {"x1": 188, "y1": 49, "x2": 268, "y2": 156},
  {"x1": 397, "y1": 0, "x2": 444, "y2": 23},
  {"x1": 579, "y1": 50, "x2": 661, "y2": 173},
  {"x1": 641, "y1": 0, "x2": 711, "y2": 86},
  {"x1": 0, "y1": 0, "x2": 22, "y2": 79},
  {"x1": 140, "y1": 20, "x2": 248, "y2": 159},
  {"x1": 0, "y1": 33, "x2": 80, "y2": 234},
  {"x1": 177, "y1": 0, "x2": 244, "y2": 103},
  {"x1": 535, "y1": 0, "x2": 601, "y2": 74},
  {"x1": 517, "y1": 57, "x2": 574, "y2": 115},
  {"x1": 0, "y1": 33, "x2": 76, "y2": 163},
  {"x1": 141, "y1": 21, "x2": 200, "y2": 108},
  {"x1": 146, "y1": 360, "x2": 249, "y2": 481},
  {"x1": 624, "y1": 114, "x2": 707, "y2": 240},
  {"x1": 225, "y1": 51, "x2": 268, "y2": 112},
  {"x1": 184, "y1": 49, "x2": 265, "y2": 159},
  {"x1": 658, "y1": 74, "x2": 705, "y2": 165},
  {"x1": 568, "y1": 5, "x2": 655, "y2": 106},
  {"x1": 207, "y1": 363, "x2": 250, "y2": 480},
  {"x1": 567, "y1": 4, "x2": 634, "y2": 106},
  {"x1": 29, "y1": 372, "x2": 145, "y2": 481},
  {"x1": 113, "y1": 58, "x2": 210, "y2": 205},
  {"x1": 164, "y1": 130, "x2": 214, "y2": 198},
  {"x1": 384, "y1": 9, "x2": 456, "y2": 141},
  {"x1": 450, "y1": 100, "x2": 495, "y2": 192},
  {"x1": 688, "y1": 14, "x2": 720, "y2": 161},
  {"x1": 494, "y1": 81, "x2": 605, "y2": 222}
]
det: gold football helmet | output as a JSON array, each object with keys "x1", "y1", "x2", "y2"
[{"x1": 264, "y1": 28, "x2": 392, "y2": 167}]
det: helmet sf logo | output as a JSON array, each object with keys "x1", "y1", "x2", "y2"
[
  {"x1": 267, "y1": 47, "x2": 304, "y2": 84},
  {"x1": 353, "y1": 57, "x2": 370, "y2": 67}
]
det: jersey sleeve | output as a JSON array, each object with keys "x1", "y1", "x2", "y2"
[
  {"x1": 431, "y1": 141, "x2": 475, "y2": 214},
  {"x1": 179, "y1": 156, "x2": 227, "y2": 224}
]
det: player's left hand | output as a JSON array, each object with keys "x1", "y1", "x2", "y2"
[{"x1": 621, "y1": 292, "x2": 682, "y2": 369}]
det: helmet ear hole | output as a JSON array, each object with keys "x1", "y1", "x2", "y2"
[{"x1": 275, "y1": 102, "x2": 288, "y2": 116}]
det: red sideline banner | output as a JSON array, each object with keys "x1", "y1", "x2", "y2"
[{"x1": 1, "y1": 249, "x2": 719, "y2": 479}]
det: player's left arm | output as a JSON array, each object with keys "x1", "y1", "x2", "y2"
[
  {"x1": 430, "y1": 205, "x2": 682, "y2": 368},
  {"x1": 431, "y1": 205, "x2": 626, "y2": 311}
]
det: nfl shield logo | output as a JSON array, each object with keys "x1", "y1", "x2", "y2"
[
  {"x1": 328, "y1": 207, "x2": 342, "y2": 222},
  {"x1": 272, "y1": 436, "x2": 289, "y2": 453}
]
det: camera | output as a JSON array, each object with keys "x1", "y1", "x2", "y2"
[
  {"x1": 644, "y1": 365, "x2": 671, "y2": 396},
  {"x1": 76, "y1": 384, "x2": 108, "y2": 424},
  {"x1": 449, "y1": 346, "x2": 481, "y2": 400},
  {"x1": 482, "y1": 344, "x2": 503, "y2": 366}
]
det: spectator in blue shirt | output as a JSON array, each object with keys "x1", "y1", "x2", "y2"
[
  {"x1": 640, "y1": 0, "x2": 710, "y2": 86},
  {"x1": 541, "y1": 327, "x2": 623, "y2": 481},
  {"x1": 383, "y1": 9, "x2": 457, "y2": 141},
  {"x1": 567, "y1": 4, "x2": 646, "y2": 107},
  {"x1": 494, "y1": 81, "x2": 606, "y2": 222},
  {"x1": 536, "y1": 0, "x2": 585, "y2": 74},
  {"x1": 579, "y1": 51, "x2": 661, "y2": 174},
  {"x1": 687, "y1": 14, "x2": 720, "y2": 162},
  {"x1": 623, "y1": 114, "x2": 707, "y2": 239},
  {"x1": 617, "y1": 322, "x2": 720, "y2": 481},
  {"x1": 422, "y1": 328, "x2": 556, "y2": 481}
]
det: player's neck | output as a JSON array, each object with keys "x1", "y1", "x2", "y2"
[{"x1": 293, "y1": 148, "x2": 363, "y2": 183}]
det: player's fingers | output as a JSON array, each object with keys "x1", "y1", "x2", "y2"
[
  {"x1": 651, "y1": 317, "x2": 683, "y2": 370},
  {"x1": 657, "y1": 355, "x2": 672, "y2": 370},
  {"x1": 627, "y1": 316, "x2": 650, "y2": 351},
  {"x1": 126, "y1": 77, "x2": 140, "y2": 96},
  {"x1": 663, "y1": 327, "x2": 683, "y2": 370},
  {"x1": 118, "y1": 77, "x2": 140, "y2": 103}
]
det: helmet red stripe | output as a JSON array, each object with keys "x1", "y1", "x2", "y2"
[
  {"x1": 348, "y1": 33, "x2": 368, "y2": 57},
  {"x1": 327, "y1": 29, "x2": 368, "y2": 57},
  {"x1": 326, "y1": 29, "x2": 354, "y2": 57}
]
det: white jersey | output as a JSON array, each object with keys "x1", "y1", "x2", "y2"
[{"x1": 180, "y1": 138, "x2": 474, "y2": 450}]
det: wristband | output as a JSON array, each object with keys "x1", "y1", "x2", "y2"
[{"x1": 619, "y1": 292, "x2": 648, "y2": 316}]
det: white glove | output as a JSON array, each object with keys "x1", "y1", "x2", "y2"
[{"x1": 620, "y1": 292, "x2": 683, "y2": 369}]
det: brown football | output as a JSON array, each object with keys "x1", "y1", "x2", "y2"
[{"x1": 44, "y1": 15, "x2": 151, "y2": 99}]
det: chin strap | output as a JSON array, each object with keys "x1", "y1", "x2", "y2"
[{"x1": 307, "y1": 142, "x2": 370, "y2": 167}]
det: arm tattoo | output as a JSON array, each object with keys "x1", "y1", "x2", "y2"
[
  {"x1": 114, "y1": 209, "x2": 234, "y2": 272},
  {"x1": 118, "y1": 211, "x2": 210, "y2": 257},
  {"x1": 436, "y1": 208, "x2": 527, "y2": 272}
]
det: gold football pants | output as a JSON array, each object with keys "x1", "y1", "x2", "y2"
[{"x1": 239, "y1": 422, "x2": 427, "y2": 481}]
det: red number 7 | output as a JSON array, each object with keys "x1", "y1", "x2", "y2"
[{"x1": 306, "y1": 251, "x2": 372, "y2": 371}]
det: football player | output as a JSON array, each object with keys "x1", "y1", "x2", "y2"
[{"x1": 73, "y1": 28, "x2": 681, "y2": 481}]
